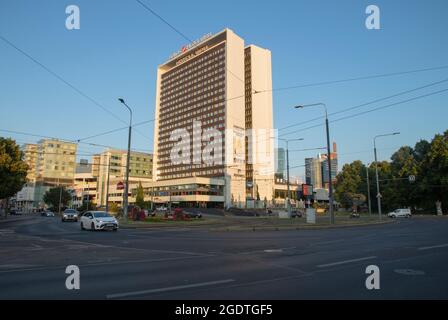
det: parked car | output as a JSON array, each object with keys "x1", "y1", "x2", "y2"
[
  {"x1": 185, "y1": 211, "x2": 202, "y2": 219},
  {"x1": 62, "y1": 209, "x2": 79, "y2": 222},
  {"x1": 9, "y1": 209, "x2": 21, "y2": 215},
  {"x1": 145, "y1": 209, "x2": 156, "y2": 217},
  {"x1": 80, "y1": 211, "x2": 118, "y2": 231},
  {"x1": 291, "y1": 210, "x2": 303, "y2": 218},
  {"x1": 388, "y1": 208, "x2": 411, "y2": 218}
]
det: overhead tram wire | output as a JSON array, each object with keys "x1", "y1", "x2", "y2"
[
  {"x1": 255, "y1": 64, "x2": 448, "y2": 95},
  {"x1": 75, "y1": 73, "x2": 448, "y2": 146},
  {"x1": 134, "y1": 0, "x2": 246, "y2": 85},
  {"x1": 76, "y1": 118, "x2": 155, "y2": 142},
  {"x1": 0, "y1": 34, "x2": 151, "y2": 141},
  {"x1": 0, "y1": 129, "x2": 153, "y2": 154},
  {"x1": 279, "y1": 77, "x2": 448, "y2": 134},
  {"x1": 280, "y1": 87, "x2": 448, "y2": 138}
]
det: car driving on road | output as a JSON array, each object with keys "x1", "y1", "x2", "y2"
[
  {"x1": 80, "y1": 211, "x2": 118, "y2": 231},
  {"x1": 388, "y1": 208, "x2": 412, "y2": 218},
  {"x1": 42, "y1": 211, "x2": 55, "y2": 217},
  {"x1": 62, "y1": 209, "x2": 79, "y2": 222}
]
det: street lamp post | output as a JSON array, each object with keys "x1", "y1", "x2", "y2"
[
  {"x1": 366, "y1": 163, "x2": 372, "y2": 216},
  {"x1": 271, "y1": 137, "x2": 304, "y2": 216},
  {"x1": 58, "y1": 177, "x2": 62, "y2": 215},
  {"x1": 118, "y1": 98, "x2": 133, "y2": 222},
  {"x1": 295, "y1": 103, "x2": 335, "y2": 224},
  {"x1": 373, "y1": 132, "x2": 400, "y2": 220},
  {"x1": 105, "y1": 155, "x2": 111, "y2": 212}
]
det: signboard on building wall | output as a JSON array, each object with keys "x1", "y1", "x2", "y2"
[
  {"x1": 302, "y1": 184, "x2": 314, "y2": 197},
  {"x1": 233, "y1": 127, "x2": 245, "y2": 164}
]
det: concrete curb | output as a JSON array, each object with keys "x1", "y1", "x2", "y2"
[
  {"x1": 119, "y1": 218, "x2": 394, "y2": 231},
  {"x1": 209, "y1": 219, "x2": 394, "y2": 232}
]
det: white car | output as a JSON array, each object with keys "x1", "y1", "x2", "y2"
[
  {"x1": 80, "y1": 211, "x2": 118, "y2": 231},
  {"x1": 388, "y1": 208, "x2": 412, "y2": 218}
]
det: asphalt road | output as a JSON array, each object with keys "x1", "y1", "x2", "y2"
[{"x1": 0, "y1": 215, "x2": 447, "y2": 299}]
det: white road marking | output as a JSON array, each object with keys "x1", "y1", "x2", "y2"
[
  {"x1": 239, "y1": 247, "x2": 296, "y2": 255},
  {"x1": 264, "y1": 249, "x2": 283, "y2": 253},
  {"x1": 0, "y1": 254, "x2": 214, "y2": 274},
  {"x1": 0, "y1": 229, "x2": 14, "y2": 235},
  {"x1": 0, "y1": 264, "x2": 41, "y2": 269},
  {"x1": 317, "y1": 256, "x2": 377, "y2": 268},
  {"x1": 106, "y1": 279, "x2": 235, "y2": 299},
  {"x1": 418, "y1": 243, "x2": 448, "y2": 251},
  {"x1": 313, "y1": 239, "x2": 345, "y2": 246}
]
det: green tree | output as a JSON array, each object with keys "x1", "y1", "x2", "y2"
[
  {"x1": 77, "y1": 200, "x2": 96, "y2": 212},
  {"x1": 0, "y1": 138, "x2": 28, "y2": 199},
  {"x1": 418, "y1": 130, "x2": 448, "y2": 212},
  {"x1": 135, "y1": 181, "x2": 145, "y2": 208},
  {"x1": 108, "y1": 202, "x2": 119, "y2": 213},
  {"x1": 43, "y1": 187, "x2": 71, "y2": 211},
  {"x1": 334, "y1": 160, "x2": 365, "y2": 209}
]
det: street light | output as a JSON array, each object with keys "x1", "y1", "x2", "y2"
[
  {"x1": 373, "y1": 132, "x2": 400, "y2": 220},
  {"x1": 272, "y1": 137, "x2": 304, "y2": 216},
  {"x1": 366, "y1": 163, "x2": 372, "y2": 216},
  {"x1": 294, "y1": 103, "x2": 335, "y2": 224},
  {"x1": 118, "y1": 98, "x2": 133, "y2": 222},
  {"x1": 105, "y1": 155, "x2": 111, "y2": 213}
]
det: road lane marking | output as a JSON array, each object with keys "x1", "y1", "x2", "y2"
[
  {"x1": 313, "y1": 239, "x2": 345, "y2": 246},
  {"x1": 106, "y1": 279, "x2": 235, "y2": 299},
  {"x1": 317, "y1": 256, "x2": 377, "y2": 268},
  {"x1": 418, "y1": 243, "x2": 448, "y2": 251},
  {"x1": 0, "y1": 254, "x2": 215, "y2": 274}
]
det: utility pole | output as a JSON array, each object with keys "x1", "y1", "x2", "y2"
[
  {"x1": 150, "y1": 185, "x2": 154, "y2": 211},
  {"x1": 374, "y1": 145, "x2": 381, "y2": 220},
  {"x1": 286, "y1": 140, "x2": 291, "y2": 215},
  {"x1": 86, "y1": 178, "x2": 89, "y2": 211},
  {"x1": 58, "y1": 178, "x2": 63, "y2": 215},
  {"x1": 168, "y1": 188, "x2": 172, "y2": 213},
  {"x1": 105, "y1": 155, "x2": 111, "y2": 212},
  {"x1": 324, "y1": 115, "x2": 334, "y2": 224},
  {"x1": 295, "y1": 103, "x2": 334, "y2": 224},
  {"x1": 366, "y1": 164, "x2": 372, "y2": 215},
  {"x1": 373, "y1": 132, "x2": 400, "y2": 220},
  {"x1": 271, "y1": 137, "x2": 303, "y2": 216},
  {"x1": 118, "y1": 98, "x2": 133, "y2": 222}
]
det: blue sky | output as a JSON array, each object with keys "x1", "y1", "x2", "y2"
[{"x1": 1, "y1": 0, "x2": 447, "y2": 180}]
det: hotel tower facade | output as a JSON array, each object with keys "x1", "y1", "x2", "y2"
[{"x1": 152, "y1": 29, "x2": 274, "y2": 208}]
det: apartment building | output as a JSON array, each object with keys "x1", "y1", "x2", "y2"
[{"x1": 95, "y1": 149, "x2": 153, "y2": 207}]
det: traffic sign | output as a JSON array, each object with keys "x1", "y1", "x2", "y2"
[
  {"x1": 409, "y1": 175, "x2": 416, "y2": 183},
  {"x1": 376, "y1": 193, "x2": 382, "y2": 199},
  {"x1": 117, "y1": 181, "x2": 124, "y2": 190}
]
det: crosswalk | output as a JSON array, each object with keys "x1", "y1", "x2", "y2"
[{"x1": 0, "y1": 229, "x2": 15, "y2": 236}]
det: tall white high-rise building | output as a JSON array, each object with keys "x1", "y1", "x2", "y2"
[{"x1": 152, "y1": 29, "x2": 274, "y2": 208}]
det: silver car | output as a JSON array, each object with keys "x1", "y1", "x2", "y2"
[{"x1": 62, "y1": 209, "x2": 79, "y2": 222}]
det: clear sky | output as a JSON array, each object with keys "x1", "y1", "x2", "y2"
[{"x1": 1, "y1": 0, "x2": 447, "y2": 181}]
